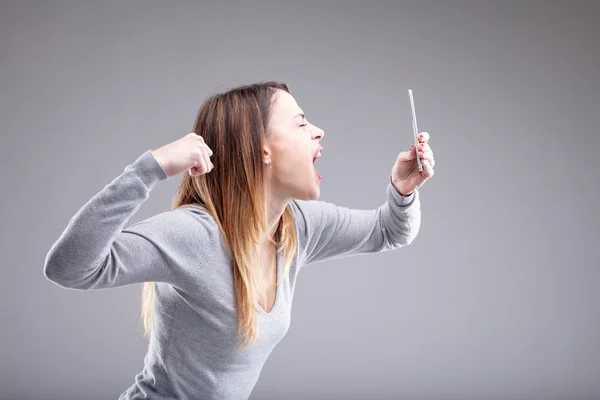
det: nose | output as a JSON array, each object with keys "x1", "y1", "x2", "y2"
[{"x1": 312, "y1": 124, "x2": 325, "y2": 140}]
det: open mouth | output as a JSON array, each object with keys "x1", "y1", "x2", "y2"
[{"x1": 312, "y1": 147, "x2": 323, "y2": 181}]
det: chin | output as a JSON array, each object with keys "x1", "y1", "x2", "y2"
[
  {"x1": 292, "y1": 192, "x2": 319, "y2": 201},
  {"x1": 306, "y1": 190, "x2": 320, "y2": 201},
  {"x1": 306, "y1": 182, "x2": 322, "y2": 200},
  {"x1": 291, "y1": 183, "x2": 320, "y2": 201},
  {"x1": 285, "y1": 171, "x2": 322, "y2": 201}
]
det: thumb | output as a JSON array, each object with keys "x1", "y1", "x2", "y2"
[{"x1": 397, "y1": 145, "x2": 417, "y2": 162}]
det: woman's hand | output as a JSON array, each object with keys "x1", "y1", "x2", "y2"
[
  {"x1": 151, "y1": 132, "x2": 214, "y2": 178},
  {"x1": 390, "y1": 131, "x2": 435, "y2": 196}
]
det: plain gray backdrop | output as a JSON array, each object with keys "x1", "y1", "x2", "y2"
[{"x1": 1, "y1": 1, "x2": 599, "y2": 399}]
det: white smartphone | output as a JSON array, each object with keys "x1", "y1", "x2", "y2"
[{"x1": 408, "y1": 89, "x2": 423, "y2": 172}]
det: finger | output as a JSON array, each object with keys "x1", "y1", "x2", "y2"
[
  {"x1": 201, "y1": 144, "x2": 214, "y2": 170},
  {"x1": 194, "y1": 135, "x2": 212, "y2": 169},
  {"x1": 194, "y1": 148, "x2": 210, "y2": 174},
  {"x1": 203, "y1": 143, "x2": 213, "y2": 157},
  {"x1": 421, "y1": 158, "x2": 435, "y2": 178},
  {"x1": 418, "y1": 143, "x2": 434, "y2": 160},
  {"x1": 418, "y1": 132, "x2": 430, "y2": 144},
  {"x1": 418, "y1": 142, "x2": 432, "y2": 151},
  {"x1": 417, "y1": 143, "x2": 431, "y2": 155},
  {"x1": 427, "y1": 156, "x2": 435, "y2": 168},
  {"x1": 420, "y1": 154, "x2": 434, "y2": 169},
  {"x1": 189, "y1": 162, "x2": 204, "y2": 176},
  {"x1": 418, "y1": 148, "x2": 434, "y2": 163},
  {"x1": 189, "y1": 149, "x2": 208, "y2": 176}
]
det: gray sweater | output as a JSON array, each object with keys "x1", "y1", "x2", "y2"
[{"x1": 44, "y1": 149, "x2": 421, "y2": 399}]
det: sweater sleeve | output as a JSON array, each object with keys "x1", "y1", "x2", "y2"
[
  {"x1": 291, "y1": 175, "x2": 421, "y2": 267},
  {"x1": 43, "y1": 150, "x2": 205, "y2": 290}
]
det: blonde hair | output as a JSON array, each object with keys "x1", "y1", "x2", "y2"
[{"x1": 141, "y1": 82, "x2": 297, "y2": 349}]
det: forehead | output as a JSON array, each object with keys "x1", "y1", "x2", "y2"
[{"x1": 270, "y1": 90, "x2": 302, "y2": 122}]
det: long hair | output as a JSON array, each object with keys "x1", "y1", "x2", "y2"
[{"x1": 140, "y1": 82, "x2": 298, "y2": 349}]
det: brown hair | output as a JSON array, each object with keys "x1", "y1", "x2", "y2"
[{"x1": 141, "y1": 82, "x2": 298, "y2": 349}]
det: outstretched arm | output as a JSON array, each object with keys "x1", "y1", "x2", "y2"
[
  {"x1": 292, "y1": 177, "x2": 421, "y2": 266},
  {"x1": 292, "y1": 131, "x2": 434, "y2": 267}
]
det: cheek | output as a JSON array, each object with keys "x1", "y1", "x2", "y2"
[
  {"x1": 276, "y1": 141, "x2": 308, "y2": 167},
  {"x1": 279, "y1": 152, "x2": 307, "y2": 174},
  {"x1": 274, "y1": 149, "x2": 311, "y2": 182}
]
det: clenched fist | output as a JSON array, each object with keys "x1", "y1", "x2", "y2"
[{"x1": 151, "y1": 132, "x2": 214, "y2": 178}]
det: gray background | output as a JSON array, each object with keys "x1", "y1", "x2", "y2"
[{"x1": 1, "y1": 1, "x2": 599, "y2": 399}]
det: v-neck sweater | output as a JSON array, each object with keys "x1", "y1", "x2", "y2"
[{"x1": 44, "y1": 149, "x2": 421, "y2": 399}]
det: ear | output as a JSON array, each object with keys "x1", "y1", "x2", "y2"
[{"x1": 262, "y1": 146, "x2": 271, "y2": 165}]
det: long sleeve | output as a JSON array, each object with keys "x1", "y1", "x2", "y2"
[
  {"x1": 291, "y1": 176, "x2": 421, "y2": 266},
  {"x1": 43, "y1": 150, "x2": 207, "y2": 290}
]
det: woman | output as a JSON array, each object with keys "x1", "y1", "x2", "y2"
[{"x1": 44, "y1": 81, "x2": 435, "y2": 399}]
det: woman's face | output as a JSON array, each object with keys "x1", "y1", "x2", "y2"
[{"x1": 264, "y1": 90, "x2": 325, "y2": 201}]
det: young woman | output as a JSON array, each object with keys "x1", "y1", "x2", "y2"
[{"x1": 44, "y1": 81, "x2": 435, "y2": 399}]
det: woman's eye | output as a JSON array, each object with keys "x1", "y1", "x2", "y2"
[{"x1": 299, "y1": 123, "x2": 307, "y2": 127}]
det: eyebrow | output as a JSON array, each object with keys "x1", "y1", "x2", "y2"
[{"x1": 293, "y1": 112, "x2": 305, "y2": 119}]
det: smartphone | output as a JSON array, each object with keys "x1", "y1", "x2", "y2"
[{"x1": 408, "y1": 89, "x2": 423, "y2": 172}]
